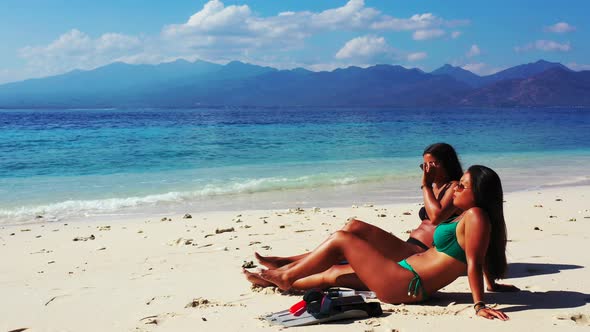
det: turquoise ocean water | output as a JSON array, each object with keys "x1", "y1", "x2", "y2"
[{"x1": 1, "y1": 107, "x2": 589, "y2": 225}]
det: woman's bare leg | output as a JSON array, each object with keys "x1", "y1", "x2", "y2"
[
  {"x1": 260, "y1": 230, "x2": 419, "y2": 303},
  {"x1": 254, "y1": 252, "x2": 308, "y2": 269},
  {"x1": 290, "y1": 265, "x2": 369, "y2": 290},
  {"x1": 255, "y1": 219, "x2": 421, "y2": 269},
  {"x1": 245, "y1": 264, "x2": 367, "y2": 291},
  {"x1": 242, "y1": 268, "x2": 275, "y2": 287},
  {"x1": 343, "y1": 219, "x2": 421, "y2": 260}
]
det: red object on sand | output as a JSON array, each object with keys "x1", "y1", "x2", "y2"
[{"x1": 289, "y1": 300, "x2": 307, "y2": 316}]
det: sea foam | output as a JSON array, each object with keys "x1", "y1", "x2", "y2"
[{"x1": 0, "y1": 171, "x2": 402, "y2": 224}]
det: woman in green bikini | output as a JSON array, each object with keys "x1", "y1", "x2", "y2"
[
  {"x1": 247, "y1": 165, "x2": 510, "y2": 320},
  {"x1": 249, "y1": 143, "x2": 514, "y2": 292}
]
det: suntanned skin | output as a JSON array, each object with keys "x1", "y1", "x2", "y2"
[
  {"x1": 253, "y1": 153, "x2": 458, "y2": 268},
  {"x1": 413, "y1": 153, "x2": 459, "y2": 247},
  {"x1": 249, "y1": 172, "x2": 509, "y2": 321},
  {"x1": 250, "y1": 154, "x2": 517, "y2": 292}
]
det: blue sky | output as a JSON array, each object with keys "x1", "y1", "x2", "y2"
[{"x1": 1, "y1": 0, "x2": 588, "y2": 84}]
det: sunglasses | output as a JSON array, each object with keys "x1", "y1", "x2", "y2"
[
  {"x1": 455, "y1": 183, "x2": 471, "y2": 192},
  {"x1": 419, "y1": 161, "x2": 440, "y2": 170}
]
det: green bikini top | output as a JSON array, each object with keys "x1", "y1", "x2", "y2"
[{"x1": 433, "y1": 217, "x2": 467, "y2": 264}]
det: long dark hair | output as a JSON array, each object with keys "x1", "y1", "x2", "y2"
[
  {"x1": 423, "y1": 143, "x2": 463, "y2": 181},
  {"x1": 467, "y1": 165, "x2": 507, "y2": 280}
]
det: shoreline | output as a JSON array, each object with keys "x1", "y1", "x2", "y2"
[
  {"x1": 2, "y1": 147, "x2": 590, "y2": 225},
  {"x1": 1, "y1": 185, "x2": 589, "y2": 331},
  {"x1": 2, "y1": 171, "x2": 589, "y2": 227}
]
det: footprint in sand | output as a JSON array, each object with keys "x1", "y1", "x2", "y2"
[
  {"x1": 146, "y1": 295, "x2": 171, "y2": 305},
  {"x1": 72, "y1": 234, "x2": 95, "y2": 241},
  {"x1": 138, "y1": 312, "x2": 178, "y2": 328},
  {"x1": 570, "y1": 314, "x2": 590, "y2": 326},
  {"x1": 168, "y1": 237, "x2": 196, "y2": 246},
  {"x1": 185, "y1": 297, "x2": 246, "y2": 309},
  {"x1": 556, "y1": 313, "x2": 590, "y2": 326},
  {"x1": 185, "y1": 297, "x2": 219, "y2": 308}
]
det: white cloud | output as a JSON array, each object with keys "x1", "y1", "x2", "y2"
[
  {"x1": 466, "y1": 44, "x2": 481, "y2": 57},
  {"x1": 96, "y1": 33, "x2": 142, "y2": 52},
  {"x1": 412, "y1": 29, "x2": 445, "y2": 40},
  {"x1": 406, "y1": 52, "x2": 427, "y2": 61},
  {"x1": 18, "y1": 29, "x2": 143, "y2": 77},
  {"x1": 566, "y1": 62, "x2": 590, "y2": 71},
  {"x1": 163, "y1": 0, "x2": 378, "y2": 41},
  {"x1": 515, "y1": 40, "x2": 571, "y2": 52},
  {"x1": 462, "y1": 62, "x2": 503, "y2": 76},
  {"x1": 545, "y1": 22, "x2": 575, "y2": 33},
  {"x1": 334, "y1": 36, "x2": 427, "y2": 64},
  {"x1": 187, "y1": 0, "x2": 250, "y2": 29},
  {"x1": 14, "y1": 0, "x2": 469, "y2": 82},
  {"x1": 318, "y1": 62, "x2": 386, "y2": 72},
  {"x1": 310, "y1": 0, "x2": 379, "y2": 29},
  {"x1": 536, "y1": 40, "x2": 571, "y2": 51},
  {"x1": 462, "y1": 63, "x2": 485, "y2": 74},
  {"x1": 0, "y1": 68, "x2": 34, "y2": 84},
  {"x1": 372, "y1": 13, "x2": 468, "y2": 30},
  {"x1": 371, "y1": 13, "x2": 439, "y2": 30},
  {"x1": 163, "y1": 0, "x2": 459, "y2": 63},
  {"x1": 161, "y1": 0, "x2": 383, "y2": 57},
  {"x1": 305, "y1": 63, "x2": 341, "y2": 72},
  {"x1": 335, "y1": 35, "x2": 389, "y2": 59},
  {"x1": 451, "y1": 31, "x2": 462, "y2": 39},
  {"x1": 163, "y1": 1, "x2": 254, "y2": 37}
]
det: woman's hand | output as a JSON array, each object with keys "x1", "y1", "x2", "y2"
[
  {"x1": 487, "y1": 282, "x2": 520, "y2": 292},
  {"x1": 421, "y1": 163, "x2": 436, "y2": 187},
  {"x1": 476, "y1": 307, "x2": 509, "y2": 320}
]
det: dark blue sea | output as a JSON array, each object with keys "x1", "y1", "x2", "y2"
[{"x1": 1, "y1": 107, "x2": 589, "y2": 224}]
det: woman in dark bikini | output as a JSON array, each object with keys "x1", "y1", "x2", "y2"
[
  {"x1": 247, "y1": 165, "x2": 511, "y2": 320},
  {"x1": 246, "y1": 143, "x2": 516, "y2": 292}
]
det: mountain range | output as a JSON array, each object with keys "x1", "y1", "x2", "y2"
[{"x1": 0, "y1": 59, "x2": 588, "y2": 108}]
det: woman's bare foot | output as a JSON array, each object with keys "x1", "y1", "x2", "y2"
[
  {"x1": 242, "y1": 268, "x2": 276, "y2": 288},
  {"x1": 255, "y1": 252, "x2": 289, "y2": 269},
  {"x1": 487, "y1": 282, "x2": 520, "y2": 292},
  {"x1": 260, "y1": 269, "x2": 292, "y2": 291}
]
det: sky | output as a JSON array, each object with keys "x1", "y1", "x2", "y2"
[{"x1": 1, "y1": 0, "x2": 589, "y2": 84}]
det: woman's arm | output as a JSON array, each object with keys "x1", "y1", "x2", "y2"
[
  {"x1": 422, "y1": 181, "x2": 458, "y2": 225},
  {"x1": 484, "y1": 269, "x2": 520, "y2": 292},
  {"x1": 464, "y1": 208, "x2": 509, "y2": 320}
]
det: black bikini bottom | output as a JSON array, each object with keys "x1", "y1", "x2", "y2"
[{"x1": 406, "y1": 237, "x2": 429, "y2": 251}]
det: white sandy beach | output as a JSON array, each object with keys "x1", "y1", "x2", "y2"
[{"x1": 1, "y1": 185, "x2": 589, "y2": 332}]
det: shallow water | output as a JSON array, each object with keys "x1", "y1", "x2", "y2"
[{"x1": 1, "y1": 107, "x2": 589, "y2": 224}]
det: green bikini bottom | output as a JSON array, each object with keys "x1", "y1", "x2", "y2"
[{"x1": 398, "y1": 259, "x2": 429, "y2": 300}]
